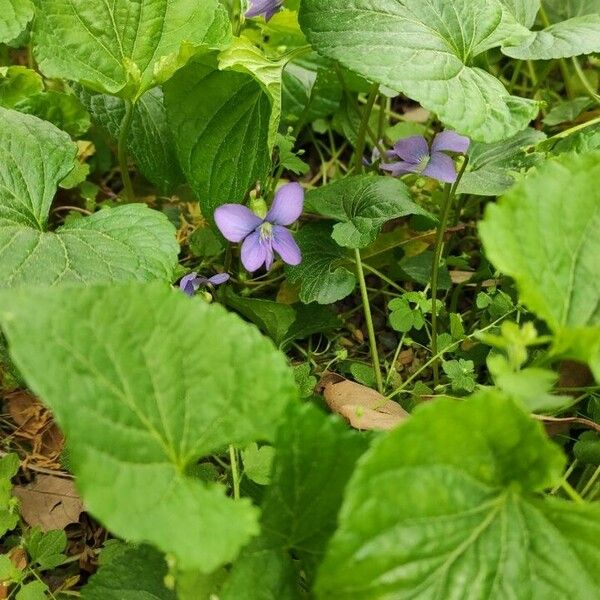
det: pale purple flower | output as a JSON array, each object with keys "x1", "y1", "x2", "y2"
[
  {"x1": 180, "y1": 272, "x2": 230, "y2": 296},
  {"x1": 215, "y1": 182, "x2": 303, "y2": 273},
  {"x1": 380, "y1": 131, "x2": 470, "y2": 183},
  {"x1": 245, "y1": 0, "x2": 283, "y2": 21}
]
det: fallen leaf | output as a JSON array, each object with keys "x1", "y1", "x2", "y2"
[
  {"x1": 318, "y1": 374, "x2": 409, "y2": 431},
  {"x1": 13, "y1": 475, "x2": 84, "y2": 531}
]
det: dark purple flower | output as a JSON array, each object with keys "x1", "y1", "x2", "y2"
[
  {"x1": 215, "y1": 182, "x2": 303, "y2": 273},
  {"x1": 180, "y1": 272, "x2": 230, "y2": 296},
  {"x1": 380, "y1": 131, "x2": 470, "y2": 184},
  {"x1": 245, "y1": 0, "x2": 283, "y2": 21}
]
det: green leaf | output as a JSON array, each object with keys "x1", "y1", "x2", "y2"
[
  {"x1": 15, "y1": 581, "x2": 48, "y2": 600},
  {"x1": 24, "y1": 528, "x2": 67, "y2": 570},
  {"x1": 0, "y1": 108, "x2": 179, "y2": 287},
  {"x1": 458, "y1": 128, "x2": 546, "y2": 196},
  {"x1": 498, "y1": 0, "x2": 540, "y2": 27},
  {"x1": 0, "y1": 453, "x2": 20, "y2": 537},
  {"x1": 32, "y1": 0, "x2": 232, "y2": 98},
  {"x1": 0, "y1": 66, "x2": 43, "y2": 108},
  {"x1": 0, "y1": 0, "x2": 34, "y2": 44},
  {"x1": 552, "y1": 123, "x2": 600, "y2": 155},
  {"x1": 306, "y1": 176, "x2": 432, "y2": 248},
  {"x1": 0, "y1": 283, "x2": 298, "y2": 571},
  {"x1": 219, "y1": 37, "x2": 289, "y2": 150},
  {"x1": 574, "y1": 432, "x2": 600, "y2": 465},
  {"x1": 316, "y1": 391, "x2": 600, "y2": 599},
  {"x1": 503, "y1": 16, "x2": 600, "y2": 60},
  {"x1": 545, "y1": 0, "x2": 600, "y2": 21},
  {"x1": 77, "y1": 86, "x2": 183, "y2": 195},
  {"x1": 242, "y1": 443, "x2": 275, "y2": 486},
  {"x1": 262, "y1": 405, "x2": 368, "y2": 563},
  {"x1": 81, "y1": 544, "x2": 175, "y2": 600},
  {"x1": 15, "y1": 91, "x2": 91, "y2": 137},
  {"x1": 543, "y1": 98, "x2": 592, "y2": 127},
  {"x1": 298, "y1": 0, "x2": 539, "y2": 142},
  {"x1": 164, "y1": 55, "x2": 271, "y2": 219},
  {"x1": 442, "y1": 358, "x2": 476, "y2": 392},
  {"x1": 479, "y1": 152, "x2": 600, "y2": 333},
  {"x1": 285, "y1": 223, "x2": 356, "y2": 305}
]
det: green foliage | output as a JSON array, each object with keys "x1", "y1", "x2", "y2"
[
  {"x1": 480, "y1": 152, "x2": 600, "y2": 371},
  {"x1": 316, "y1": 391, "x2": 600, "y2": 599},
  {"x1": 442, "y1": 358, "x2": 476, "y2": 392},
  {"x1": 306, "y1": 175, "x2": 432, "y2": 248},
  {"x1": 24, "y1": 529, "x2": 67, "y2": 570},
  {"x1": 0, "y1": 67, "x2": 43, "y2": 108},
  {"x1": 0, "y1": 0, "x2": 34, "y2": 44},
  {"x1": 299, "y1": 0, "x2": 540, "y2": 141},
  {"x1": 242, "y1": 443, "x2": 275, "y2": 486},
  {"x1": 0, "y1": 283, "x2": 298, "y2": 571},
  {"x1": 165, "y1": 55, "x2": 271, "y2": 219},
  {"x1": 0, "y1": 108, "x2": 178, "y2": 287},
  {"x1": 0, "y1": 453, "x2": 20, "y2": 537},
  {"x1": 32, "y1": 0, "x2": 232, "y2": 98}
]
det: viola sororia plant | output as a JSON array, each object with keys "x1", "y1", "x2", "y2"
[{"x1": 0, "y1": 0, "x2": 599, "y2": 598}]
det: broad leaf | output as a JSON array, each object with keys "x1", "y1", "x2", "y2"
[
  {"x1": 458, "y1": 128, "x2": 546, "y2": 196},
  {"x1": 0, "y1": 0, "x2": 33, "y2": 44},
  {"x1": 498, "y1": 0, "x2": 540, "y2": 27},
  {"x1": 32, "y1": 0, "x2": 232, "y2": 98},
  {"x1": 286, "y1": 223, "x2": 356, "y2": 304},
  {"x1": 545, "y1": 0, "x2": 600, "y2": 22},
  {"x1": 316, "y1": 391, "x2": 600, "y2": 599},
  {"x1": 298, "y1": 0, "x2": 539, "y2": 142},
  {"x1": 0, "y1": 66, "x2": 43, "y2": 108},
  {"x1": 165, "y1": 56, "x2": 271, "y2": 218},
  {"x1": 306, "y1": 176, "x2": 432, "y2": 248},
  {"x1": 552, "y1": 123, "x2": 600, "y2": 155},
  {"x1": 0, "y1": 453, "x2": 19, "y2": 537},
  {"x1": 0, "y1": 283, "x2": 298, "y2": 571},
  {"x1": 479, "y1": 152, "x2": 600, "y2": 333},
  {"x1": 503, "y1": 16, "x2": 600, "y2": 59},
  {"x1": 81, "y1": 543, "x2": 175, "y2": 600},
  {"x1": 0, "y1": 108, "x2": 178, "y2": 287},
  {"x1": 78, "y1": 87, "x2": 183, "y2": 194}
]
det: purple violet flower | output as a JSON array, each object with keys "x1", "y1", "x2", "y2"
[
  {"x1": 380, "y1": 131, "x2": 470, "y2": 184},
  {"x1": 245, "y1": 0, "x2": 283, "y2": 21},
  {"x1": 215, "y1": 182, "x2": 303, "y2": 273},
  {"x1": 180, "y1": 272, "x2": 230, "y2": 297}
]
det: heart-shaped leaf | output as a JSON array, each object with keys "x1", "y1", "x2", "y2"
[
  {"x1": 316, "y1": 391, "x2": 600, "y2": 599},
  {"x1": 0, "y1": 283, "x2": 298, "y2": 571},
  {"x1": 298, "y1": 0, "x2": 539, "y2": 142},
  {"x1": 0, "y1": 107, "x2": 178, "y2": 287}
]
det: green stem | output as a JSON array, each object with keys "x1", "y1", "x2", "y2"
[
  {"x1": 580, "y1": 465, "x2": 600, "y2": 499},
  {"x1": 572, "y1": 57, "x2": 600, "y2": 106},
  {"x1": 430, "y1": 159, "x2": 469, "y2": 387},
  {"x1": 550, "y1": 459, "x2": 578, "y2": 495},
  {"x1": 118, "y1": 100, "x2": 136, "y2": 201},
  {"x1": 353, "y1": 83, "x2": 379, "y2": 173},
  {"x1": 232, "y1": 0, "x2": 244, "y2": 36},
  {"x1": 355, "y1": 248, "x2": 384, "y2": 394},
  {"x1": 229, "y1": 445, "x2": 240, "y2": 500},
  {"x1": 561, "y1": 479, "x2": 584, "y2": 504}
]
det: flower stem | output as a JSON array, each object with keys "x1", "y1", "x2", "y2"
[
  {"x1": 355, "y1": 248, "x2": 384, "y2": 394},
  {"x1": 118, "y1": 99, "x2": 135, "y2": 201},
  {"x1": 353, "y1": 83, "x2": 379, "y2": 173},
  {"x1": 229, "y1": 445, "x2": 240, "y2": 500},
  {"x1": 430, "y1": 159, "x2": 468, "y2": 387}
]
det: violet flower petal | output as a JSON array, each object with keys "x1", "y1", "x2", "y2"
[
  {"x1": 380, "y1": 160, "x2": 422, "y2": 177},
  {"x1": 272, "y1": 225, "x2": 302, "y2": 266},
  {"x1": 422, "y1": 152, "x2": 458, "y2": 183},
  {"x1": 241, "y1": 231, "x2": 268, "y2": 272},
  {"x1": 431, "y1": 131, "x2": 470, "y2": 154},
  {"x1": 264, "y1": 243, "x2": 275, "y2": 271},
  {"x1": 208, "y1": 273, "x2": 230, "y2": 286},
  {"x1": 392, "y1": 136, "x2": 429, "y2": 164},
  {"x1": 266, "y1": 182, "x2": 304, "y2": 226},
  {"x1": 214, "y1": 204, "x2": 263, "y2": 243},
  {"x1": 245, "y1": 0, "x2": 282, "y2": 20},
  {"x1": 180, "y1": 272, "x2": 199, "y2": 296}
]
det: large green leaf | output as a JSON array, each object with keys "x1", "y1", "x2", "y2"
[
  {"x1": 479, "y1": 152, "x2": 600, "y2": 333},
  {"x1": 545, "y1": 0, "x2": 600, "y2": 21},
  {"x1": 0, "y1": 66, "x2": 43, "y2": 108},
  {"x1": 78, "y1": 87, "x2": 183, "y2": 194},
  {"x1": 0, "y1": 283, "x2": 298, "y2": 571},
  {"x1": 165, "y1": 56, "x2": 271, "y2": 218},
  {"x1": 298, "y1": 0, "x2": 539, "y2": 142},
  {"x1": 498, "y1": 0, "x2": 540, "y2": 27},
  {"x1": 32, "y1": 0, "x2": 232, "y2": 98},
  {"x1": 286, "y1": 223, "x2": 356, "y2": 305},
  {"x1": 503, "y1": 16, "x2": 600, "y2": 59},
  {"x1": 0, "y1": 108, "x2": 178, "y2": 286},
  {"x1": 306, "y1": 176, "x2": 432, "y2": 248},
  {"x1": 0, "y1": 0, "x2": 33, "y2": 44},
  {"x1": 316, "y1": 391, "x2": 600, "y2": 599}
]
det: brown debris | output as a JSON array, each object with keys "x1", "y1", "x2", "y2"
[
  {"x1": 13, "y1": 475, "x2": 84, "y2": 532},
  {"x1": 318, "y1": 373, "x2": 409, "y2": 431}
]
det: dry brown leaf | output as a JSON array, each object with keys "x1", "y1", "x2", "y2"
[
  {"x1": 318, "y1": 374, "x2": 409, "y2": 431},
  {"x1": 13, "y1": 475, "x2": 84, "y2": 531}
]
